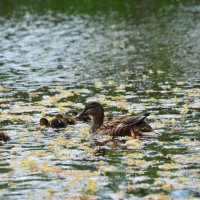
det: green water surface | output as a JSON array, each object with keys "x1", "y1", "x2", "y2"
[{"x1": 0, "y1": 1, "x2": 200, "y2": 199}]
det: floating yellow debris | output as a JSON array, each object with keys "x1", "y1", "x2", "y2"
[
  {"x1": 157, "y1": 171, "x2": 173, "y2": 178},
  {"x1": 18, "y1": 138, "x2": 28, "y2": 143},
  {"x1": 72, "y1": 194, "x2": 96, "y2": 200},
  {"x1": 0, "y1": 86, "x2": 11, "y2": 92},
  {"x1": 108, "y1": 80, "x2": 115, "y2": 85},
  {"x1": 154, "y1": 179, "x2": 167, "y2": 186},
  {"x1": 112, "y1": 95, "x2": 125, "y2": 100},
  {"x1": 142, "y1": 74, "x2": 148, "y2": 80},
  {"x1": 22, "y1": 157, "x2": 38, "y2": 172},
  {"x1": 148, "y1": 70, "x2": 154, "y2": 74},
  {"x1": 187, "y1": 126, "x2": 200, "y2": 131},
  {"x1": 173, "y1": 96, "x2": 179, "y2": 104},
  {"x1": 29, "y1": 92, "x2": 38, "y2": 99},
  {"x1": 177, "y1": 177, "x2": 190, "y2": 183},
  {"x1": 123, "y1": 159, "x2": 148, "y2": 168},
  {"x1": 116, "y1": 83, "x2": 126, "y2": 91},
  {"x1": 145, "y1": 89, "x2": 154, "y2": 94},
  {"x1": 162, "y1": 183, "x2": 174, "y2": 191},
  {"x1": 94, "y1": 81, "x2": 103, "y2": 88},
  {"x1": 30, "y1": 151, "x2": 52, "y2": 157},
  {"x1": 0, "y1": 104, "x2": 10, "y2": 108},
  {"x1": 79, "y1": 126, "x2": 90, "y2": 137},
  {"x1": 99, "y1": 165, "x2": 117, "y2": 173},
  {"x1": 41, "y1": 163, "x2": 62, "y2": 174},
  {"x1": 55, "y1": 104, "x2": 66, "y2": 113},
  {"x1": 159, "y1": 162, "x2": 182, "y2": 170},
  {"x1": 184, "y1": 99, "x2": 190, "y2": 104},
  {"x1": 121, "y1": 69, "x2": 129, "y2": 77},
  {"x1": 50, "y1": 137, "x2": 76, "y2": 147},
  {"x1": 54, "y1": 86, "x2": 65, "y2": 90},
  {"x1": 60, "y1": 91, "x2": 74, "y2": 97},
  {"x1": 101, "y1": 99, "x2": 112, "y2": 105},
  {"x1": 124, "y1": 152, "x2": 144, "y2": 159},
  {"x1": 86, "y1": 180, "x2": 98, "y2": 194},
  {"x1": 46, "y1": 188, "x2": 56, "y2": 194},
  {"x1": 177, "y1": 81, "x2": 186, "y2": 86},
  {"x1": 116, "y1": 101, "x2": 128, "y2": 109},
  {"x1": 150, "y1": 97, "x2": 156, "y2": 102},
  {"x1": 125, "y1": 139, "x2": 142, "y2": 149},
  {"x1": 145, "y1": 192, "x2": 171, "y2": 200},
  {"x1": 157, "y1": 70, "x2": 165, "y2": 74},
  {"x1": 74, "y1": 88, "x2": 90, "y2": 94},
  {"x1": 178, "y1": 138, "x2": 191, "y2": 143},
  {"x1": 125, "y1": 184, "x2": 136, "y2": 192},
  {"x1": 78, "y1": 145, "x2": 90, "y2": 150}
]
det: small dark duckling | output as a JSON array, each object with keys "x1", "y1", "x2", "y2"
[
  {"x1": 0, "y1": 132, "x2": 10, "y2": 143},
  {"x1": 39, "y1": 117, "x2": 67, "y2": 129},
  {"x1": 76, "y1": 101, "x2": 155, "y2": 138},
  {"x1": 55, "y1": 114, "x2": 76, "y2": 125}
]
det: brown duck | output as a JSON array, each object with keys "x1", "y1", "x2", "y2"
[
  {"x1": 76, "y1": 101, "x2": 154, "y2": 138},
  {"x1": 0, "y1": 132, "x2": 10, "y2": 142}
]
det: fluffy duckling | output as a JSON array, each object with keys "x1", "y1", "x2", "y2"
[
  {"x1": 39, "y1": 117, "x2": 67, "y2": 129},
  {"x1": 76, "y1": 101, "x2": 155, "y2": 138},
  {"x1": 0, "y1": 132, "x2": 10, "y2": 143},
  {"x1": 55, "y1": 114, "x2": 76, "y2": 125},
  {"x1": 72, "y1": 111, "x2": 91, "y2": 122}
]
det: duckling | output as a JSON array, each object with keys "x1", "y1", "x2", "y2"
[
  {"x1": 72, "y1": 111, "x2": 91, "y2": 122},
  {"x1": 76, "y1": 101, "x2": 155, "y2": 138},
  {"x1": 39, "y1": 117, "x2": 67, "y2": 129},
  {"x1": 0, "y1": 132, "x2": 10, "y2": 142},
  {"x1": 55, "y1": 114, "x2": 76, "y2": 125}
]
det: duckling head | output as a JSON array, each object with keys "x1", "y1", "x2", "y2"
[{"x1": 40, "y1": 118, "x2": 49, "y2": 126}]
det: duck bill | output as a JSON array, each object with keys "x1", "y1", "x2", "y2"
[{"x1": 75, "y1": 111, "x2": 86, "y2": 120}]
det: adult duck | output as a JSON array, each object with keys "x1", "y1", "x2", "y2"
[{"x1": 76, "y1": 101, "x2": 155, "y2": 138}]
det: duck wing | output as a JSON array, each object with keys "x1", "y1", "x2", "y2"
[
  {"x1": 96, "y1": 114, "x2": 150, "y2": 136},
  {"x1": 117, "y1": 113, "x2": 150, "y2": 125}
]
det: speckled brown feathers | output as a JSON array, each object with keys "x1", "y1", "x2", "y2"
[{"x1": 93, "y1": 114, "x2": 153, "y2": 137}]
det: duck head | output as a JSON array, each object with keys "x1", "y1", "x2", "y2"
[{"x1": 76, "y1": 101, "x2": 104, "y2": 129}]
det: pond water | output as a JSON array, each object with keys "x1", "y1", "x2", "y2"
[{"x1": 0, "y1": 1, "x2": 200, "y2": 199}]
